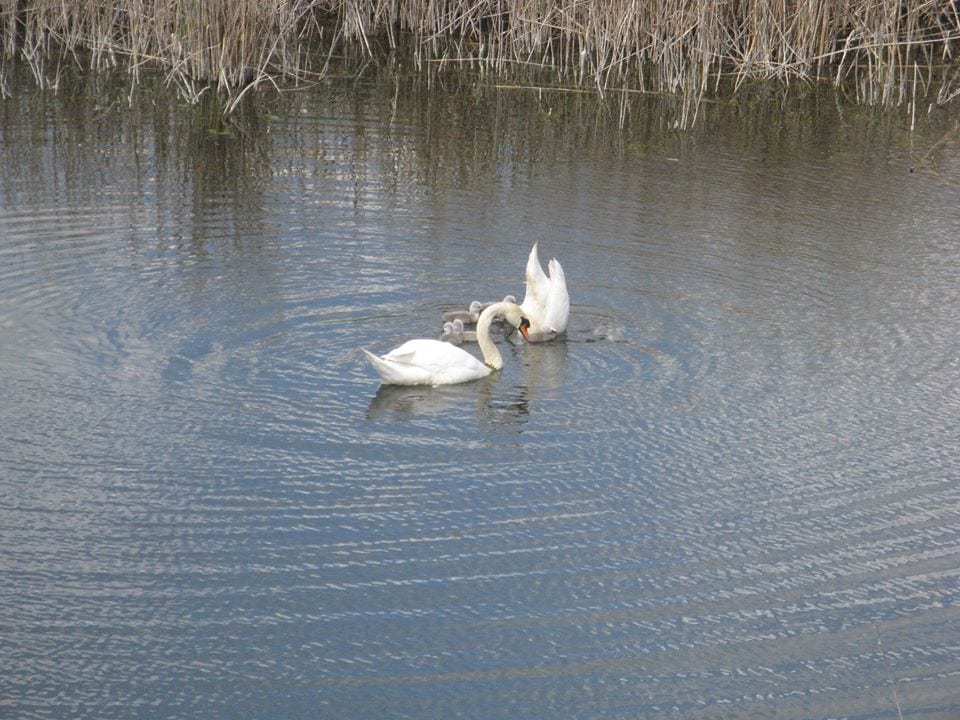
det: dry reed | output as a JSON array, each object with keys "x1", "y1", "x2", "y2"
[{"x1": 1, "y1": 0, "x2": 958, "y2": 122}]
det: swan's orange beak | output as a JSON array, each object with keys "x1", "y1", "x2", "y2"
[{"x1": 519, "y1": 317, "x2": 531, "y2": 342}]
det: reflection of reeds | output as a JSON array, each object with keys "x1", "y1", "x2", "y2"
[
  {"x1": 2, "y1": 1, "x2": 958, "y2": 121},
  {"x1": 3, "y1": 0, "x2": 328, "y2": 110}
]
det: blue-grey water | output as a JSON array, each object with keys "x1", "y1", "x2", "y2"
[{"x1": 2, "y1": 70, "x2": 959, "y2": 719}]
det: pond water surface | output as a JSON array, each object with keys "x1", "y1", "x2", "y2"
[{"x1": 2, "y1": 69, "x2": 959, "y2": 719}]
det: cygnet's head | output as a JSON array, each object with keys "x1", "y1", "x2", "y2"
[
  {"x1": 468, "y1": 300, "x2": 483, "y2": 314},
  {"x1": 439, "y1": 321, "x2": 464, "y2": 344}
]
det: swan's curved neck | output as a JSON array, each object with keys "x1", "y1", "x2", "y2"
[{"x1": 476, "y1": 302, "x2": 508, "y2": 369}]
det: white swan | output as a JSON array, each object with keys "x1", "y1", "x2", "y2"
[
  {"x1": 519, "y1": 242, "x2": 569, "y2": 342},
  {"x1": 441, "y1": 300, "x2": 483, "y2": 324},
  {"x1": 364, "y1": 301, "x2": 531, "y2": 386}
]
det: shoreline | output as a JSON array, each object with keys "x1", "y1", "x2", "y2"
[{"x1": 2, "y1": 1, "x2": 958, "y2": 123}]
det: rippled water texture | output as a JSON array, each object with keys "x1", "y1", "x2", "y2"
[{"x1": 2, "y1": 70, "x2": 959, "y2": 719}]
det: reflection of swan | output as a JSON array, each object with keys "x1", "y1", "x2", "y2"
[
  {"x1": 520, "y1": 243, "x2": 569, "y2": 342},
  {"x1": 440, "y1": 318, "x2": 477, "y2": 344},
  {"x1": 366, "y1": 378, "x2": 497, "y2": 418},
  {"x1": 518, "y1": 337, "x2": 569, "y2": 395},
  {"x1": 442, "y1": 300, "x2": 483, "y2": 324},
  {"x1": 363, "y1": 301, "x2": 531, "y2": 386}
]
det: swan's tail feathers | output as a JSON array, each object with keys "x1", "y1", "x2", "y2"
[
  {"x1": 523, "y1": 242, "x2": 549, "y2": 309},
  {"x1": 363, "y1": 349, "x2": 405, "y2": 385},
  {"x1": 526, "y1": 243, "x2": 546, "y2": 282},
  {"x1": 363, "y1": 348, "x2": 437, "y2": 385},
  {"x1": 363, "y1": 348, "x2": 387, "y2": 375},
  {"x1": 545, "y1": 257, "x2": 570, "y2": 334},
  {"x1": 548, "y1": 257, "x2": 565, "y2": 283}
]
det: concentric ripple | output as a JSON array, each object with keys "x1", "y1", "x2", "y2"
[{"x1": 2, "y1": 73, "x2": 959, "y2": 720}]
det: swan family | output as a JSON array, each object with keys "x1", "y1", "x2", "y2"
[{"x1": 363, "y1": 243, "x2": 569, "y2": 386}]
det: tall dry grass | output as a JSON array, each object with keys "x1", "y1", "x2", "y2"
[
  {"x1": 2, "y1": 0, "x2": 958, "y2": 121},
  {"x1": 1, "y1": 0, "x2": 329, "y2": 109}
]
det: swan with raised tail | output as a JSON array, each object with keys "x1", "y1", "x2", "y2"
[
  {"x1": 519, "y1": 243, "x2": 569, "y2": 342},
  {"x1": 363, "y1": 301, "x2": 531, "y2": 386}
]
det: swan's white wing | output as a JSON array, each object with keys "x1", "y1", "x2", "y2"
[
  {"x1": 542, "y1": 257, "x2": 570, "y2": 334},
  {"x1": 521, "y1": 242, "x2": 549, "y2": 314}
]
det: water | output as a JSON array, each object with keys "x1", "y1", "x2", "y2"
[{"x1": 2, "y1": 69, "x2": 959, "y2": 719}]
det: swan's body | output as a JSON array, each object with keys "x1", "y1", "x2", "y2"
[
  {"x1": 519, "y1": 243, "x2": 569, "y2": 342},
  {"x1": 442, "y1": 300, "x2": 483, "y2": 324},
  {"x1": 364, "y1": 301, "x2": 530, "y2": 386}
]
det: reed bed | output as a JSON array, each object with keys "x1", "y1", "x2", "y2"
[
  {"x1": 1, "y1": 0, "x2": 327, "y2": 110},
  {"x1": 2, "y1": 0, "x2": 958, "y2": 121}
]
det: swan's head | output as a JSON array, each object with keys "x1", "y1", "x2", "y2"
[
  {"x1": 495, "y1": 301, "x2": 531, "y2": 342},
  {"x1": 469, "y1": 300, "x2": 483, "y2": 314},
  {"x1": 451, "y1": 318, "x2": 465, "y2": 332},
  {"x1": 518, "y1": 316, "x2": 531, "y2": 341}
]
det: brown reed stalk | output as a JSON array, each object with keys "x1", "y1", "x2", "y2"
[
  {"x1": 1, "y1": 0, "x2": 957, "y2": 122},
  {"x1": 1, "y1": 0, "x2": 323, "y2": 105}
]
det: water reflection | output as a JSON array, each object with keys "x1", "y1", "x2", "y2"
[
  {"x1": 516, "y1": 336, "x2": 569, "y2": 398},
  {"x1": 366, "y1": 374, "x2": 502, "y2": 419},
  {"x1": 2, "y1": 63, "x2": 960, "y2": 720}
]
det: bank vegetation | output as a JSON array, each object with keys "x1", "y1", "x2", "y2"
[{"x1": 2, "y1": 0, "x2": 959, "y2": 122}]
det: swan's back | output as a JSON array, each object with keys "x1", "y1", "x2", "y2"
[{"x1": 364, "y1": 339, "x2": 491, "y2": 386}]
